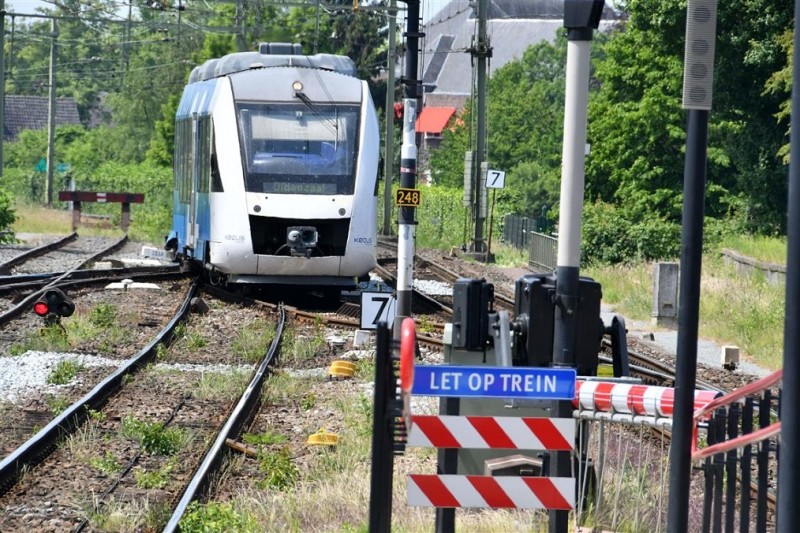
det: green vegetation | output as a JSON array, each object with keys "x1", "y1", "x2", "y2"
[
  {"x1": 180, "y1": 501, "x2": 260, "y2": 533},
  {"x1": 718, "y1": 234, "x2": 787, "y2": 265},
  {"x1": 44, "y1": 394, "x2": 71, "y2": 415},
  {"x1": 281, "y1": 325, "x2": 325, "y2": 367},
  {"x1": 231, "y1": 318, "x2": 276, "y2": 364},
  {"x1": 90, "y1": 451, "x2": 122, "y2": 477},
  {"x1": 243, "y1": 430, "x2": 289, "y2": 447},
  {"x1": 121, "y1": 416, "x2": 189, "y2": 455},
  {"x1": 134, "y1": 462, "x2": 173, "y2": 489},
  {"x1": 46, "y1": 359, "x2": 85, "y2": 385},
  {"x1": 256, "y1": 447, "x2": 299, "y2": 491},
  {"x1": 587, "y1": 251, "x2": 786, "y2": 370},
  {"x1": 193, "y1": 369, "x2": 251, "y2": 402},
  {"x1": 11, "y1": 324, "x2": 71, "y2": 355}
]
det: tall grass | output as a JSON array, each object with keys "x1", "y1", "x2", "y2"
[
  {"x1": 718, "y1": 234, "x2": 787, "y2": 264},
  {"x1": 587, "y1": 252, "x2": 785, "y2": 370}
]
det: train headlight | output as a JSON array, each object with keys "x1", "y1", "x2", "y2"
[
  {"x1": 292, "y1": 81, "x2": 303, "y2": 92},
  {"x1": 287, "y1": 226, "x2": 318, "y2": 257},
  {"x1": 33, "y1": 288, "x2": 76, "y2": 325}
]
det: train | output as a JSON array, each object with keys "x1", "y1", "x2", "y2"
[{"x1": 165, "y1": 42, "x2": 380, "y2": 289}]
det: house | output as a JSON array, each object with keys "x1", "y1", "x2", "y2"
[
  {"x1": 4, "y1": 95, "x2": 81, "y2": 142},
  {"x1": 420, "y1": 0, "x2": 622, "y2": 109}
]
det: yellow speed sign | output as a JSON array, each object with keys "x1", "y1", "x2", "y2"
[{"x1": 395, "y1": 188, "x2": 422, "y2": 207}]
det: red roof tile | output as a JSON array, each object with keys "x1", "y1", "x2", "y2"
[{"x1": 416, "y1": 106, "x2": 456, "y2": 134}]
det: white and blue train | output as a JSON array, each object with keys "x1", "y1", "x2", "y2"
[{"x1": 166, "y1": 43, "x2": 379, "y2": 288}]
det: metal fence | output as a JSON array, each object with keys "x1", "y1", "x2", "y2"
[
  {"x1": 529, "y1": 231, "x2": 557, "y2": 272},
  {"x1": 503, "y1": 214, "x2": 536, "y2": 249}
]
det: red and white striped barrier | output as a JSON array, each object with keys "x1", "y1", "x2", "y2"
[
  {"x1": 409, "y1": 415, "x2": 574, "y2": 450},
  {"x1": 573, "y1": 380, "x2": 720, "y2": 418},
  {"x1": 408, "y1": 474, "x2": 575, "y2": 510}
]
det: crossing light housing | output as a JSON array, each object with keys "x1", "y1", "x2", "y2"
[{"x1": 33, "y1": 288, "x2": 75, "y2": 324}]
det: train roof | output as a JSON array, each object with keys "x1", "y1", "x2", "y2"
[{"x1": 188, "y1": 43, "x2": 357, "y2": 84}]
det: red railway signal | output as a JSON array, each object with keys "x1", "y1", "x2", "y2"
[{"x1": 33, "y1": 288, "x2": 75, "y2": 324}]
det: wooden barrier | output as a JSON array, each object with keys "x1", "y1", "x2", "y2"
[{"x1": 58, "y1": 191, "x2": 144, "y2": 232}]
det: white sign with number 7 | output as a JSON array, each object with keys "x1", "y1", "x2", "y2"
[
  {"x1": 486, "y1": 169, "x2": 506, "y2": 189},
  {"x1": 360, "y1": 292, "x2": 397, "y2": 329}
]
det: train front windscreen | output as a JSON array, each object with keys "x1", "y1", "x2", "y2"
[{"x1": 237, "y1": 103, "x2": 360, "y2": 195}]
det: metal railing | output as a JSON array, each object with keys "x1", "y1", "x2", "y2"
[{"x1": 529, "y1": 231, "x2": 557, "y2": 272}]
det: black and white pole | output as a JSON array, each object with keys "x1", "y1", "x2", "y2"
[
  {"x1": 395, "y1": 0, "x2": 421, "y2": 335},
  {"x1": 551, "y1": 2, "x2": 603, "y2": 532},
  {"x1": 777, "y1": 0, "x2": 800, "y2": 528},
  {"x1": 667, "y1": 1, "x2": 717, "y2": 531}
]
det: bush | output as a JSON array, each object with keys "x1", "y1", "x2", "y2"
[{"x1": 581, "y1": 201, "x2": 680, "y2": 265}]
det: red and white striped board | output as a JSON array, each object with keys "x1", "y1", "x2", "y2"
[
  {"x1": 408, "y1": 474, "x2": 575, "y2": 510},
  {"x1": 408, "y1": 415, "x2": 574, "y2": 450},
  {"x1": 573, "y1": 380, "x2": 720, "y2": 418}
]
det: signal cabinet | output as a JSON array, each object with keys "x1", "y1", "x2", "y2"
[
  {"x1": 513, "y1": 273, "x2": 604, "y2": 376},
  {"x1": 451, "y1": 278, "x2": 494, "y2": 351}
]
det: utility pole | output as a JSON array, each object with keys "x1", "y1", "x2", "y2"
[
  {"x1": 394, "y1": 0, "x2": 421, "y2": 337},
  {"x1": 0, "y1": 0, "x2": 5, "y2": 181},
  {"x1": 470, "y1": 0, "x2": 490, "y2": 257},
  {"x1": 235, "y1": 0, "x2": 246, "y2": 51},
  {"x1": 550, "y1": 2, "x2": 603, "y2": 532},
  {"x1": 382, "y1": 0, "x2": 397, "y2": 236},
  {"x1": 45, "y1": 18, "x2": 58, "y2": 208}
]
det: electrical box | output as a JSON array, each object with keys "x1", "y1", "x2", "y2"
[
  {"x1": 513, "y1": 273, "x2": 604, "y2": 375},
  {"x1": 452, "y1": 278, "x2": 494, "y2": 351}
]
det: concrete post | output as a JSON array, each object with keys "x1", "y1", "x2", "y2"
[{"x1": 652, "y1": 262, "x2": 679, "y2": 328}]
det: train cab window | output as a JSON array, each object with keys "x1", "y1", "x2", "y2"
[{"x1": 237, "y1": 103, "x2": 360, "y2": 195}]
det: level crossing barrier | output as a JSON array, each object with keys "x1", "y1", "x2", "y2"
[{"x1": 367, "y1": 318, "x2": 745, "y2": 531}]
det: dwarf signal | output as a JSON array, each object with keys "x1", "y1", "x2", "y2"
[{"x1": 33, "y1": 288, "x2": 75, "y2": 324}]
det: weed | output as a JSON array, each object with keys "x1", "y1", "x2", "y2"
[
  {"x1": 90, "y1": 451, "x2": 121, "y2": 476},
  {"x1": 185, "y1": 332, "x2": 207, "y2": 351},
  {"x1": 46, "y1": 359, "x2": 85, "y2": 385},
  {"x1": 155, "y1": 343, "x2": 168, "y2": 360},
  {"x1": 179, "y1": 501, "x2": 259, "y2": 532},
  {"x1": 194, "y1": 369, "x2": 250, "y2": 401},
  {"x1": 135, "y1": 462, "x2": 173, "y2": 489},
  {"x1": 243, "y1": 430, "x2": 288, "y2": 447},
  {"x1": 13, "y1": 324, "x2": 72, "y2": 354},
  {"x1": 256, "y1": 447, "x2": 298, "y2": 490},
  {"x1": 90, "y1": 303, "x2": 117, "y2": 328},
  {"x1": 121, "y1": 416, "x2": 189, "y2": 455},
  {"x1": 301, "y1": 392, "x2": 317, "y2": 411},
  {"x1": 44, "y1": 394, "x2": 71, "y2": 414},
  {"x1": 87, "y1": 409, "x2": 106, "y2": 422},
  {"x1": 232, "y1": 318, "x2": 275, "y2": 364},
  {"x1": 415, "y1": 315, "x2": 436, "y2": 334}
]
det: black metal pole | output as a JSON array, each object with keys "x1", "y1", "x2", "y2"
[
  {"x1": 667, "y1": 108, "x2": 708, "y2": 532},
  {"x1": 777, "y1": 2, "x2": 800, "y2": 529},
  {"x1": 668, "y1": 1, "x2": 718, "y2": 528},
  {"x1": 368, "y1": 323, "x2": 393, "y2": 533},
  {"x1": 394, "y1": 0, "x2": 421, "y2": 337}
]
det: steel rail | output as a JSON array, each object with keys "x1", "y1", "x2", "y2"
[
  {"x1": 0, "y1": 234, "x2": 130, "y2": 324},
  {"x1": 0, "y1": 264, "x2": 182, "y2": 295},
  {"x1": 163, "y1": 304, "x2": 286, "y2": 532},
  {"x1": 0, "y1": 279, "x2": 200, "y2": 495},
  {"x1": 0, "y1": 232, "x2": 78, "y2": 274}
]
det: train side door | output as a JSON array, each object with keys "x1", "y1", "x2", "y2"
[{"x1": 186, "y1": 112, "x2": 199, "y2": 250}]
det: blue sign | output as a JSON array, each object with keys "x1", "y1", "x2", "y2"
[{"x1": 412, "y1": 365, "x2": 576, "y2": 400}]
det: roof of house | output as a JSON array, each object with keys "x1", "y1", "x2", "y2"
[
  {"x1": 4, "y1": 95, "x2": 81, "y2": 141},
  {"x1": 416, "y1": 106, "x2": 457, "y2": 134},
  {"x1": 422, "y1": 0, "x2": 623, "y2": 107}
]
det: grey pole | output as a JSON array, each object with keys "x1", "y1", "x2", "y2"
[
  {"x1": 471, "y1": 0, "x2": 489, "y2": 255},
  {"x1": 777, "y1": 0, "x2": 800, "y2": 528},
  {"x1": 45, "y1": 19, "x2": 57, "y2": 208},
  {"x1": 667, "y1": 1, "x2": 718, "y2": 530},
  {"x1": 382, "y1": 0, "x2": 397, "y2": 236},
  {"x1": 551, "y1": 2, "x2": 603, "y2": 532},
  {"x1": 394, "y1": 0, "x2": 420, "y2": 336}
]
